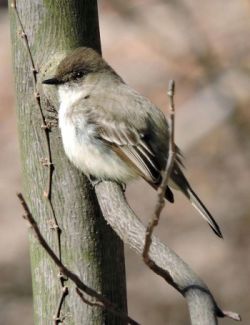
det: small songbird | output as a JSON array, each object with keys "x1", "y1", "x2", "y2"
[{"x1": 43, "y1": 47, "x2": 222, "y2": 238}]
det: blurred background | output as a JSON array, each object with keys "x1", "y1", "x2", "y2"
[{"x1": 1, "y1": 0, "x2": 250, "y2": 324}]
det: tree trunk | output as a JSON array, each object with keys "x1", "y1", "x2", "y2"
[{"x1": 8, "y1": 1, "x2": 127, "y2": 324}]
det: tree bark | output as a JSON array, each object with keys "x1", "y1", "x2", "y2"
[{"x1": 8, "y1": 1, "x2": 127, "y2": 324}]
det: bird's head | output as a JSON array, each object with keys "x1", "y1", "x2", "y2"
[{"x1": 42, "y1": 47, "x2": 112, "y2": 87}]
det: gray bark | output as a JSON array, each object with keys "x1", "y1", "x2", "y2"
[{"x1": 8, "y1": 1, "x2": 127, "y2": 324}]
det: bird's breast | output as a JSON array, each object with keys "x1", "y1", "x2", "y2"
[{"x1": 58, "y1": 103, "x2": 137, "y2": 182}]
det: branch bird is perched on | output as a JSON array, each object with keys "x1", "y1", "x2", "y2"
[{"x1": 43, "y1": 47, "x2": 222, "y2": 238}]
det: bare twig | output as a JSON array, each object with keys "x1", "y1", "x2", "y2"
[
  {"x1": 143, "y1": 80, "x2": 176, "y2": 263},
  {"x1": 76, "y1": 288, "x2": 140, "y2": 325},
  {"x1": 11, "y1": 0, "x2": 55, "y2": 202},
  {"x1": 12, "y1": 1, "x2": 63, "y2": 319},
  {"x1": 17, "y1": 193, "x2": 140, "y2": 325},
  {"x1": 76, "y1": 287, "x2": 104, "y2": 308},
  {"x1": 53, "y1": 286, "x2": 69, "y2": 325}
]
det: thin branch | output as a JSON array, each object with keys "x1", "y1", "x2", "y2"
[
  {"x1": 76, "y1": 287, "x2": 105, "y2": 308},
  {"x1": 11, "y1": 0, "x2": 54, "y2": 202},
  {"x1": 53, "y1": 286, "x2": 69, "y2": 325},
  {"x1": 11, "y1": 1, "x2": 37, "y2": 82},
  {"x1": 76, "y1": 288, "x2": 140, "y2": 325},
  {"x1": 17, "y1": 193, "x2": 140, "y2": 325},
  {"x1": 143, "y1": 80, "x2": 176, "y2": 264},
  {"x1": 94, "y1": 181, "x2": 241, "y2": 324}
]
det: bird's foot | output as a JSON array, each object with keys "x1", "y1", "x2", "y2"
[
  {"x1": 87, "y1": 175, "x2": 126, "y2": 192},
  {"x1": 88, "y1": 175, "x2": 102, "y2": 187},
  {"x1": 121, "y1": 182, "x2": 126, "y2": 192}
]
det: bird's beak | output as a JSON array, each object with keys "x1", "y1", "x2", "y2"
[{"x1": 42, "y1": 77, "x2": 61, "y2": 85}]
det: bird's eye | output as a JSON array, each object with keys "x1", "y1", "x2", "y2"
[{"x1": 75, "y1": 71, "x2": 84, "y2": 79}]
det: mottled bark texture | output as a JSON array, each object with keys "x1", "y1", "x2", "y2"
[{"x1": 8, "y1": 1, "x2": 127, "y2": 324}]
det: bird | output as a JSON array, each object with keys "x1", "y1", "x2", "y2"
[{"x1": 42, "y1": 47, "x2": 222, "y2": 238}]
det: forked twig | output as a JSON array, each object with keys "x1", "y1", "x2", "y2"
[{"x1": 53, "y1": 286, "x2": 69, "y2": 324}]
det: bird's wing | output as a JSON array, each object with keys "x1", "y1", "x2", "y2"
[
  {"x1": 70, "y1": 102, "x2": 162, "y2": 184},
  {"x1": 97, "y1": 119, "x2": 161, "y2": 183}
]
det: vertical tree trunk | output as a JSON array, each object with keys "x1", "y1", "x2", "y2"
[{"x1": 8, "y1": 1, "x2": 127, "y2": 324}]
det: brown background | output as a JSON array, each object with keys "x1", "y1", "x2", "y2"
[{"x1": 1, "y1": 0, "x2": 250, "y2": 324}]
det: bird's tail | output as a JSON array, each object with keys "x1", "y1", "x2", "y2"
[
  {"x1": 183, "y1": 185, "x2": 223, "y2": 238},
  {"x1": 170, "y1": 164, "x2": 223, "y2": 238}
]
